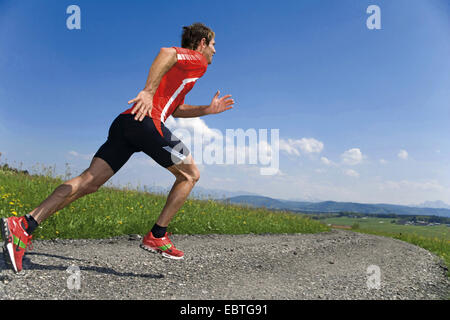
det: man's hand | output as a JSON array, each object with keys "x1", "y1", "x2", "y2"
[
  {"x1": 127, "y1": 47, "x2": 177, "y2": 121},
  {"x1": 207, "y1": 90, "x2": 234, "y2": 115},
  {"x1": 128, "y1": 90, "x2": 154, "y2": 121}
]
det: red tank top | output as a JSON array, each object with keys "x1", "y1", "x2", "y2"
[{"x1": 122, "y1": 47, "x2": 208, "y2": 136}]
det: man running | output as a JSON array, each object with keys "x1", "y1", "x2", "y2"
[{"x1": 1, "y1": 23, "x2": 234, "y2": 272}]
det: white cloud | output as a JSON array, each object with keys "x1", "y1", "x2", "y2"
[
  {"x1": 341, "y1": 148, "x2": 364, "y2": 165},
  {"x1": 172, "y1": 117, "x2": 220, "y2": 140},
  {"x1": 166, "y1": 117, "x2": 326, "y2": 177},
  {"x1": 379, "y1": 159, "x2": 387, "y2": 165},
  {"x1": 293, "y1": 138, "x2": 324, "y2": 154},
  {"x1": 165, "y1": 117, "x2": 280, "y2": 174},
  {"x1": 344, "y1": 169, "x2": 359, "y2": 178},
  {"x1": 280, "y1": 138, "x2": 324, "y2": 156},
  {"x1": 165, "y1": 116, "x2": 222, "y2": 146},
  {"x1": 279, "y1": 139, "x2": 300, "y2": 156},
  {"x1": 68, "y1": 150, "x2": 93, "y2": 160},
  {"x1": 321, "y1": 156, "x2": 337, "y2": 166},
  {"x1": 398, "y1": 149, "x2": 408, "y2": 160}
]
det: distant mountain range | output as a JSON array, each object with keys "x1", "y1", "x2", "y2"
[
  {"x1": 142, "y1": 185, "x2": 259, "y2": 200},
  {"x1": 140, "y1": 184, "x2": 450, "y2": 217},
  {"x1": 414, "y1": 200, "x2": 450, "y2": 210},
  {"x1": 225, "y1": 195, "x2": 450, "y2": 218}
]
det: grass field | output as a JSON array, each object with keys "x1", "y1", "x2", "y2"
[
  {"x1": 322, "y1": 217, "x2": 450, "y2": 240},
  {"x1": 0, "y1": 166, "x2": 329, "y2": 240}
]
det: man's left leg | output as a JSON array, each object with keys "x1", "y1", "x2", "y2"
[
  {"x1": 156, "y1": 154, "x2": 200, "y2": 227},
  {"x1": 141, "y1": 154, "x2": 200, "y2": 259}
]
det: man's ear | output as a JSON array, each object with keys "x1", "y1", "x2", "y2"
[
  {"x1": 200, "y1": 38, "x2": 207, "y2": 48},
  {"x1": 195, "y1": 38, "x2": 207, "y2": 51}
]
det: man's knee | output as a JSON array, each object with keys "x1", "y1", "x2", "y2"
[
  {"x1": 190, "y1": 167, "x2": 200, "y2": 184},
  {"x1": 173, "y1": 165, "x2": 200, "y2": 184}
]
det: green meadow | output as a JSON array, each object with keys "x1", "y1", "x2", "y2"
[
  {"x1": 0, "y1": 165, "x2": 329, "y2": 240},
  {"x1": 322, "y1": 216, "x2": 449, "y2": 240}
]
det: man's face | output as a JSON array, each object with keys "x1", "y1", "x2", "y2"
[{"x1": 199, "y1": 38, "x2": 216, "y2": 65}]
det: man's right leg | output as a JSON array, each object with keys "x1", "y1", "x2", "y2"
[
  {"x1": 2, "y1": 114, "x2": 136, "y2": 272},
  {"x1": 30, "y1": 115, "x2": 136, "y2": 224},
  {"x1": 1, "y1": 157, "x2": 115, "y2": 273},
  {"x1": 29, "y1": 157, "x2": 115, "y2": 224}
]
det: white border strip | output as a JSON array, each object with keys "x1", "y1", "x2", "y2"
[
  {"x1": 160, "y1": 77, "x2": 198, "y2": 122},
  {"x1": 162, "y1": 146, "x2": 187, "y2": 162}
]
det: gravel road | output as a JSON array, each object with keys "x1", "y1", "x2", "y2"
[{"x1": 0, "y1": 229, "x2": 448, "y2": 300}]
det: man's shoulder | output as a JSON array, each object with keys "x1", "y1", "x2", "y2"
[
  {"x1": 172, "y1": 46, "x2": 195, "y2": 54},
  {"x1": 172, "y1": 47, "x2": 207, "y2": 67},
  {"x1": 160, "y1": 47, "x2": 177, "y2": 54}
]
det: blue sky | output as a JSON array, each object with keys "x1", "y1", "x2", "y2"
[{"x1": 0, "y1": 0, "x2": 449, "y2": 205}]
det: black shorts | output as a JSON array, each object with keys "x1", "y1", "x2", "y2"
[{"x1": 94, "y1": 114, "x2": 190, "y2": 173}]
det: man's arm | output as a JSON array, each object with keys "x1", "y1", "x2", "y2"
[
  {"x1": 172, "y1": 104, "x2": 211, "y2": 118},
  {"x1": 128, "y1": 47, "x2": 177, "y2": 121},
  {"x1": 172, "y1": 90, "x2": 234, "y2": 118}
]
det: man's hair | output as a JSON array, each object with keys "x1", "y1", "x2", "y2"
[{"x1": 181, "y1": 23, "x2": 215, "y2": 50}]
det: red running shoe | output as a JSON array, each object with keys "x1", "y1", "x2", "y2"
[
  {"x1": 1, "y1": 216, "x2": 33, "y2": 273},
  {"x1": 141, "y1": 232, "x2": 184, "y2": 260}
]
